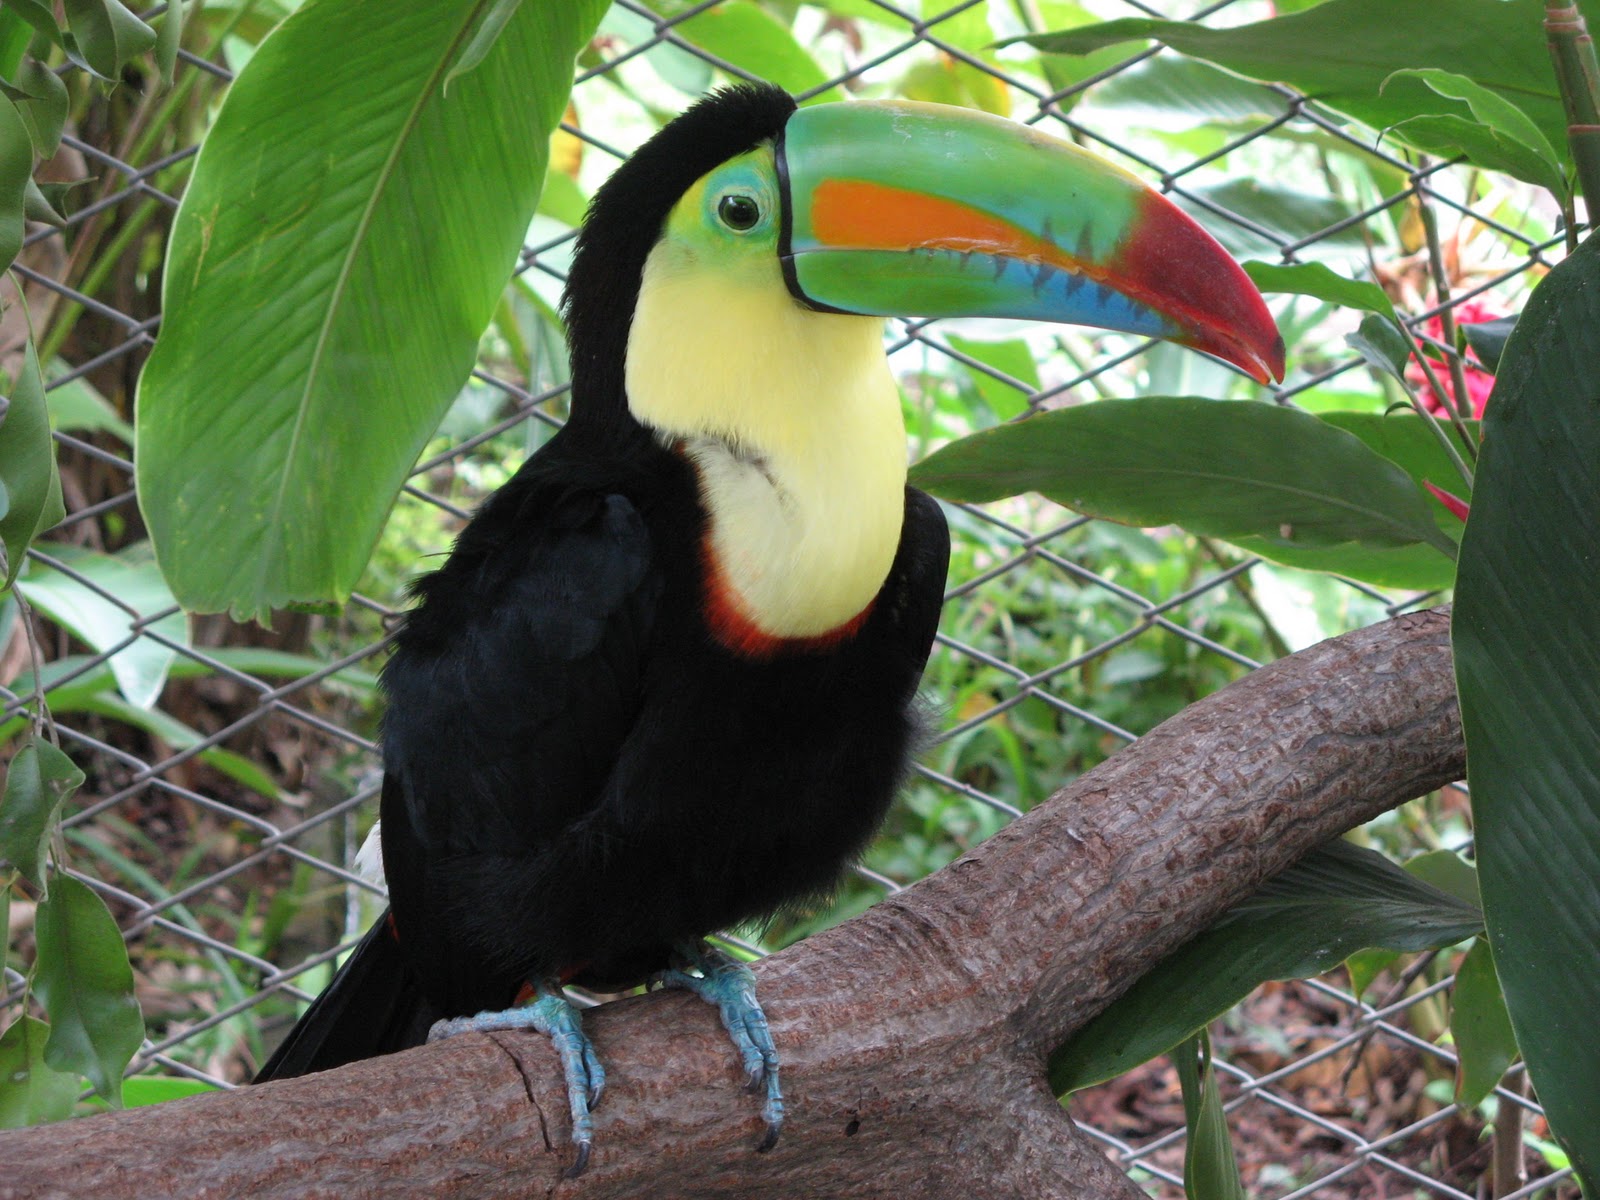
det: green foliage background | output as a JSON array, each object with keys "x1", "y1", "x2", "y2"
[{"x1": 0, "y1": 2, "x2": 1594, "y2": 1196}]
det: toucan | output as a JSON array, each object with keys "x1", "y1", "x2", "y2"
[{"x1": 254, "y1": 83, "x2": 1283, "y2": 1176}]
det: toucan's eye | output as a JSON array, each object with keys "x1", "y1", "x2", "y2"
[{"x1": 717, "y1": 193, "x2": 761, "y2": 231}]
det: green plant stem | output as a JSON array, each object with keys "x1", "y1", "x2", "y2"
[
  {"x1": 1545, "y1": 1, "x2": 1600, "y2": 233},
  {"x1": 1492, "y1": 1070, "x2": 1529, "y2": 1198},
  {"x1": 1413, "y1": 182, "x2": 1476, "y2": 438}
]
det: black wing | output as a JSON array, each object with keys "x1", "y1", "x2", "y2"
[{"x1": 378, "y1": 485, "x2": 661, "y2": 1013}]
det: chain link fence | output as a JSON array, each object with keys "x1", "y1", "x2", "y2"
[{"x1": 0, "y1": 1, "x2": 1575, "y2": 1195}]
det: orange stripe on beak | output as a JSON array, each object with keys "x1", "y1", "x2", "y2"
[{"x1": 810, "y1": 179, "x2": 1109, "y2": 280}]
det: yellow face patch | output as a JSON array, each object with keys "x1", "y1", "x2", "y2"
[{"x1": 625, "y1": 147, "x2": 908, "y2": 642}]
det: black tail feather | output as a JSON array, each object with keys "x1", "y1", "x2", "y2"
[{"x1": 254, "y1": 911, "x2": 437, "y2": 1082}]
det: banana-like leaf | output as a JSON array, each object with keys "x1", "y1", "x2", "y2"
[
  {"x1": 137, "y1": 0, "x2": 609, "y2": 620},
  {"x1": 1453, "y1": 231, "x2": 1600, "y2": 1193}
]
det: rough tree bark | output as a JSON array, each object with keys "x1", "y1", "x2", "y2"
[{"x1": 0, "y1": 608, "x2": 1463, "y2": 1200}]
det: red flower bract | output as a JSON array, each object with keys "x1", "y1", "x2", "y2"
[{"x1": 1403, "y1": 300, "x2": 1503, "y2": 419}]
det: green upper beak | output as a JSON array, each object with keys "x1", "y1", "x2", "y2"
[{"x1": 776, "y1": 100, "x2": 1285, "y2": 385}]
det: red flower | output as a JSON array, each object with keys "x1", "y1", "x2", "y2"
[{"x1": 1403, "y1": 300, "x2": 1504, "y2": 419}]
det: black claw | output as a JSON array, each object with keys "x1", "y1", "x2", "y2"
[
  {"x1": 744, "y1": 1066, "x2": 765, "y2": 1093},
  {"x1": 564, "y1": 1141, "x2": 593, "y2": 1180},
  {"x1": 757, "y1": 1122, "x2": 781, "y2": 1153}
]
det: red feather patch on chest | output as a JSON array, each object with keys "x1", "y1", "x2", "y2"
[{"x1": 701, "y1": 534, "x2": 874, "y2": 661}]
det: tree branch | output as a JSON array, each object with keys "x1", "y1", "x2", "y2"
[{"x1": 0, "y1": 608, "x2": 1462, "y2": 1199}]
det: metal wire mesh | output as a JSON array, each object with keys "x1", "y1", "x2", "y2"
[{"x1": 0, "y1": 0, "x2": 1575, "y2": 1194}]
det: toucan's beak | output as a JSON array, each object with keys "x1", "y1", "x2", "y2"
[{"x1": 777, "y1": 101, "x2": 1285, "y2": 385}]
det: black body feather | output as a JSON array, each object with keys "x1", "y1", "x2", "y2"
[{"x1": 256, "y1": 84, "x2": 950, "y2": 1080}]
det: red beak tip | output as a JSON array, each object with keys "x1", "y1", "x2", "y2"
[{"x1": 1199, "y1": 328, "x2": 1285, "y2": 385}]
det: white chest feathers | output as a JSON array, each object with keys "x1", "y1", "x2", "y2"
[{"x1": 625, "y1": 248, "x2": 908, "y2": 643}]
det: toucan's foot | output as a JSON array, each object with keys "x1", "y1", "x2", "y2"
[
  {"x1": 655, "y1": 943, "x2": 784, "y2": 1150},
  {"x1": 428, "y1": 983, "x2": 604, "y2": 1178}
]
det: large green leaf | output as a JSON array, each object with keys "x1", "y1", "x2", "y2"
[
  {"x1": 0, "y1": 1017, "x2": 80, "y2": 1129},
  {"x1": 33, "y1": 874, "x2": 144, "y2": 1105},
  {"x1": 1050, "y1": 839, "x2": 1483, "y2": 1094},
  {"x1": 1016, "y1": 0, "x2": 1571, "y2": 171},
  {"x1": 1453, "y1": 231, "x2": 1600, "y2": 1192},
  {"x1": 1322, "y1": 413, "x2": 1475, "y2": 514},
  {"x1": 909, "y1": 397, "x2": 1456, "y2": 562},
  {"x1": 137, "y1": 0, "x2": 609, "y2": 621}
]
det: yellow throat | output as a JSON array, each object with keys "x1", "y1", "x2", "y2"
[{"x1": 625, "y1": 241, "x2": 907, "y2": 643}]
